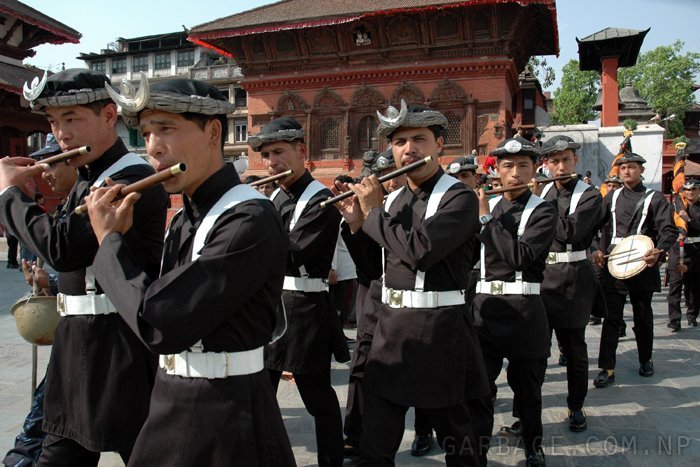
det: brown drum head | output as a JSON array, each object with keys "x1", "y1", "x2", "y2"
[{"x1": 608, "y1": 235, "x2": 654, "y2": 280}]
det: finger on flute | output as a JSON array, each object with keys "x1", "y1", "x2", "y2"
[
  {"x1": 74, "y1": 163, "x2": 186, "y2": 215},
  {"x1": 320, "y1": 156, "x2": 433, "y2": 208}
]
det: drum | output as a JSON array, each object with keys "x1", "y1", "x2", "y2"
[{"x1": 607, "y1": 234, "x2": 654, "y2": 280}]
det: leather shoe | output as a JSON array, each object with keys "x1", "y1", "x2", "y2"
[
  {"x1": 667, "y1": 320, "x2": 681, "y2": 332},
  {"x1": 525, "y1": 447, "x2": 546, "y2": 466},
  {"x1": 568, "y1": 409, "x2": 587, "y2": 432},
  {"x1": 410, "y1": 432, "x2": 433, "y2": 457},
  {"x1": 343, "y1": 440, "x2": 359, "y2": 458},
  {"x1": 639, "y1": 360, "x2": 654, "y2": 377},
  {"x1": 688, "y1": 316, "x2": 698, "y2": 327},
  {"x1": 498, "y1": 420, "x2": 522, "y2": 438},
  {"x1": 594, "y1": 370, "x2": 615, "y2": 388}
]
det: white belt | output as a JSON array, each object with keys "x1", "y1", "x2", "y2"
[
  {"x1": 545, "y1": 250, "x2": 587, "y2": 264},
  {"x1": 57, "y1": 293, "x2": 117, "y2": 316},
  {"x1": 476, "y1": 280, "x2": 540, "y2": 295},
  {"x1": 283, "y1": 276, "x2": 328, "y2": 292},
  {"x1": 684, "y1": 237, "x2": 700, "y2": 244},
  {"x1": 381, "y1": 286, "x2": 465, "y2": 308},
  {"x1": 159, "y1": 346, "x2": 264, "y2": 379}
]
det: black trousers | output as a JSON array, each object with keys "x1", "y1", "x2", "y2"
[
  {"x1": 482, "y1": 353, "x2": 547, "y2": 457},
  {"x1": 414, "y1": 407, "x2": 433, "y2": 436},
  {"x1": 598, "y1": 289, "x2": 654, "y2": 369},
  {"x1": 270, "y1": 368, "x2": 343, "y2": 467},
  {"x1": 344, "y1": 334, "x2": 372, "y2": 447},
  {"x1": 37, "y1": 434, "x2": 131, "y2": 467},
  {"x1": 358, "y1": 388, "x2": 481, "y2": 466},
  {"x1": 6, "y1": 234, "x2": 18, "y2": 266},
  {"x1": 552, "y1": 327, "x2": 588, "y2": 412},
  {"x1": 667, "y1": 267, "x2": 700, "y2": 322}
]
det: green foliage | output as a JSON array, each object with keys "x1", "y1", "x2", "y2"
[
  {"x1": 673, "y1": 135, "x2": 689, "y2": 146},
  {"x1": 528, "y1": 56, "x2": 556, "y2": 89},
  {"x1": 618, "y1": 41, "x2": 700, "y2": 138},
  {"x1": 551, "y1": 60, "x2": 600, "y2": 125},
  {"x1": 622, "y1": 119, "x2": 638, "y2": 131}
]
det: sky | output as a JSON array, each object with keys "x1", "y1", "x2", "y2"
[{"x1": 20, "y1": 0, "x2": 700, "y2": 93}]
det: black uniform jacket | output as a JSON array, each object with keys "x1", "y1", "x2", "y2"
[
  {"x1": 598, "y1": 183, "x2": 677, "y2": 292},
  {"x1": 0, "y1": 139, "x2": 166, "y2": 452},
  {"x1": 345, "y1": 169, "x2": 488, "y2": 408},
  {"x1": 669, "y1": 198, "x2": 700, "y2": 274},
  {"x1": 265, "y1": 171, "x2": 350, "y2": 374},
  {"x1": 473, "y1": 190, "x2": 556, "y2": 360},
  {"x1": 541, "y1": 179, "x2": 603, "y2": 328},
  {"x1": 93, "y1": 165, "x2": 296, "y2": 466}
]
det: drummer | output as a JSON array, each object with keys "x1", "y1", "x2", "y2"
[{"x1": 591, "y1": 152, "x2": 677, "y2": 387}]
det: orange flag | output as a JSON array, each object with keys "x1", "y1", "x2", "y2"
[{"x1": 600, "y1": 129, "x2": 633, "y2": 197}]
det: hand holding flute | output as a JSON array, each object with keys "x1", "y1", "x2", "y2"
[
  {"x1": 82, "y1": 163, "x2": 186, "y2": 245},
  {"x1": 0, "y1": 146, "x2": 91, "y2": 194}
]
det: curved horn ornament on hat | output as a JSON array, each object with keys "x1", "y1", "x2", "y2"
[
  {"x1": 105, "y1": 72, "x2": 149, "y2": 112},
  {"x1": 23, "y1": 70, "x2": 48, "y2": 102},
  {"x1": 377, "y1": 99, "x2": 408, "y2": 127}
]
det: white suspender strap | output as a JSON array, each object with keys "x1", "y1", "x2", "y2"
[
  {"x1": 481, "y1": 196, "x2": 503, "y2": 280},
  {"x1": 515, "y1": 195, "x2": 545, "y2": 281},
  {"x1": 192, "y1": 184, "x2": 268, "y2": 261},
  {"x1": 415, "y1": 174, "x2": 460, "y2": 291},
  {"x1": 540, "y1": 182, "x2": 553, "y2": 199},
  {"x1": 569, "y1": 180, "x2": 588, "y2": 215},
  {"x1": 637, "y1": 189, "x2": 655, "y2": 235},
  {"x1": 611, "y1": 188, "x2": 623, "y2": 241},
  {"x1": 289, "y1": 180, "x2": 326, "y2": 232},
  {"x1": 270, "y1": 187, "x2": 281, "y2": 201},
  {"x1": 92, "y1": 153, "x2": 150, "y2": 187}
]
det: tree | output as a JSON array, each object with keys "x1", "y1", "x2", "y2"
[
  {"x1": 528, "y1": 56, "x2": 556, "y2": 89},
  {"x1": 551, "y1": 60, "x2": 600, "y2": 125},
  {"x1": 618, "y1": 40, "x2": 700, "y2": 138}
]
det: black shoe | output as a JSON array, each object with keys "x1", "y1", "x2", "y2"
[
  {"x1": 558, "y1": 354, "x2": 567, "y2": 366},
  {"x1": 639, "y1": 360, "x2": 654, "y2": 377},
  {"x1": 498, "y1": 420, "x2": 522, "y2": 438},
  {"x1": 589, "y1": 316, "x2": 602, "y2": 325},
  {"x1": 7, "y1": 262, "x2": 19, "y2": 269},
  {"x1": 667, "y1": 320, "x2": 681, "y2": 332},
  {"x1": 410, "y1": 433, "x2": 433, "y2": 457},
  {"x1": 568, "y1": 409, "x2": 587, "y2": 432},
  {"x1": 688, "y1": 316, "x2": 698, "y2": 327},
  {"x1": 525, "y1": 447, "x2": 546, "y2": 466},
  {"x1": 594, "y1": 370, "x2": 615, "y2": 388},
  {"x1": 343, "y1": 440, "x2": 359, "y2": 457}
]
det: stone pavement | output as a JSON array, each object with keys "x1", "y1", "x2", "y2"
[{"x1": 1, "y1": 257, "x2": 699, "y2": 466}]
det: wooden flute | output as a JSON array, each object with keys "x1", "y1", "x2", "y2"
[
  {"x1": 484, "y1": 173, "x2": 578, "y2": 195},
  {"x1": 74, "y1": 163, "x2": 187, "y2": 215},
  {"x1": 320, "y1": 156, "x2": 432, "y2": 208},
  {"x1": 250, "y1": 169, "x2": 293, "y2": 187},
  {"x1": 35, "y1": 146, "x2": 91, "y2": 166}
]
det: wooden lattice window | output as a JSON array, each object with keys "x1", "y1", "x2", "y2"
[
  {"x1": 358, "y1": 115, "x2": 376, "y2": 151},
  {"x1": 321, "y1": 118, "x2": 339, "y2": 150},
  {"x1": 436, "y1": 15, "x2": 458, "y2": 39},
  {"x1": 445, "y1": 112, "x2": 462, "y2": 145}
]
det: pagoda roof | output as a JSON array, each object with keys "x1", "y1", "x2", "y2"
[
  {"x1": 577, "y1": 27, "x2": 649, "y2": 72},
  {"x1": 0, "y1": 61, "x2": 47, "y2": 96},
  {"x1": 189, "y1": 0, "x2": 558, "y2": 57},
  {"x1": 0, "y1": 0, "x2": 81, "y2": 47}
]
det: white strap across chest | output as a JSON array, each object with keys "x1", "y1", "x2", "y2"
[
  {"x1": 541, "y1": 180, "x2": 589, "y2": 252},
  {"x1": 480, "y1": 194, "x2": 545, "y2": 282},
  {"x1": 271, "y1": 180, "x2": 327, "y2": 232},
  {"x1": 611, "y1": 187, "x2": 654, "y2": 240}
]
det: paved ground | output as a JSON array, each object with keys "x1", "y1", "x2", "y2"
[{"x1": 1, "y1": 244, "x2": 699, "y2": 465}]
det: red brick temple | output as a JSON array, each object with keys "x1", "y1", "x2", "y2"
[{"x1": 189, "y1": 0, "x2": 559, "y2": 183}]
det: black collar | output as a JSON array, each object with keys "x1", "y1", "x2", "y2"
[
  {"x1": 183, "y1": 164, "x2": 240, "y2": 224},
  {"x1": 282, "y1": 170, "x2": 313, "y2": 200},
  {"x1": 413, "y1": 167, "x2": 445, "y2": 200},
  {"x1": 77, "y1": 138, "x2": 128, "y2": 183}
]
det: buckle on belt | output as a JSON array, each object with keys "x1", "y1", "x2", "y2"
[
  {"x1": 388, "y1": 289, "x2": 403, "y2": 307},
  {"x1": 163, "y1": 354, "x2": 175, "y2": 372},
  {"x1": 490, "y1": 281, "x2": 504, "y2": 295},
  {"x1": 546, "y1": 252, "x2": 557, "y2": 264},
  {"x1": 57, "y1": 294, "x2": 65, "y2": 314}
]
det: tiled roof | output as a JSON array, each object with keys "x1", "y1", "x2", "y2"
[
  {"x1": 0, "y1": 62, "x2": 47, "y2": 95},
  {"x1": 578, "y1": 27, "x2": 648, "y2": 43},
  {"x1": 0, "y1": 0, "x2": 81, "y2": 45}
]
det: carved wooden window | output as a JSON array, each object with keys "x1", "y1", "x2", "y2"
[
  {"x1": 358, "y1": 115, "x2": 376, "y2": 151},
  {"x1": 445, "y1": 112, "x2": 462, "y2": 145},
  {"x1": 275, "y1": 32, "x2": 296, "y2": 54},
  {"x1": 250, "y1": 36, "x2": 266, "y2": 58},
  {"x1": 320, "y1": 118, "x2": 340, "y2": 151},
  {"x1": 473, "y1": 12, "x2": 491, "y2": 41},
  {"x1": 436, "y1": 15, "x2": 458, "y2": 39}
]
